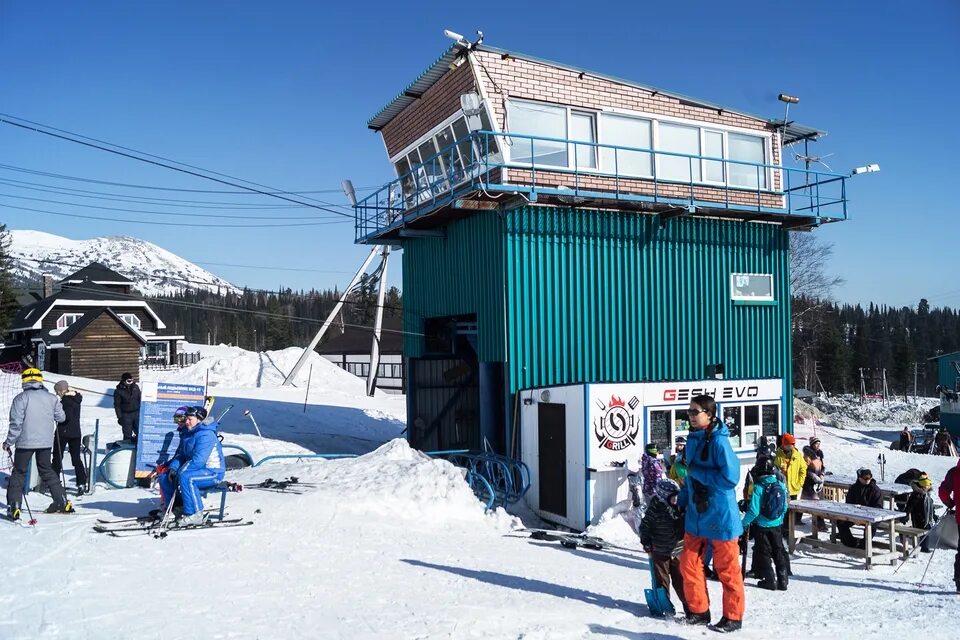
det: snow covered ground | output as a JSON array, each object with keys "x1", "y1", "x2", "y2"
[{"x1": 1, "y1": 352, "x2": 958, "y2": 639}]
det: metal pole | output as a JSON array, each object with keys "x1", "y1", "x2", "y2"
[
  {"x1": 303, "y1": 365, "x2": 313, "y2": 413},
  {"x1": 366, "y1": 246, "x2": 391, "y2": 397},
  {"x1": 282, "y1": 245, "x2": 380, "y2": 386}
]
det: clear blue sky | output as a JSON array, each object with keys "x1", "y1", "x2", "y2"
[{"x1": 1, "y1": 1, "x2": 956, "y2": 308}]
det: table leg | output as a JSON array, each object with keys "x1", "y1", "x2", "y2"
[
  {"x1": 789, "y1": 509, "x2": 796, "y2": 553},
  {"x1": 891, "y1": 520, "x2": 901, "y2": 563},
  {"x1": 864, "y1": 522, "x2": 873, "y2": 570}
]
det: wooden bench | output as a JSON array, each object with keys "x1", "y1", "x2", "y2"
[
  {"x1": 822, "y1": 475, "x2": 912, "y2": 511},
  {"x1": 789, "y1": 499, "x2": 906, "y2": 569}
]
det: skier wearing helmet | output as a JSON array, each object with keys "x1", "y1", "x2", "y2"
[
  {"x1": 640, "y1": 478, "x2": 689, "y2": 616},
  {"x1": 156, "y1": 406, "x2": 224, "y2": 526}
]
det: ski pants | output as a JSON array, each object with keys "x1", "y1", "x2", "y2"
[
  {"x1": 954, "y1": 548, "x2": 960, "y2": 587},
  {"x1": 752, "y1": 526, "x2": 788, "y2": 585},
  {"x1": 52, "y1": 435, "x2": 87, "y2": 486},
  {"x1": 159, "y1": 467, "x2": 222, "y2": 515},
  {"x1": 6, "y1": 448, "x2": 67, "y2": 510},
  {"x1": 651, "y1": 553, "x2": 689, "y2": 615},
  {"x1": 680, "y1": 533, "x2": 744, "y2": 622},
  {"x1": 117, "y1": 411, "x2": 139, "y2": 441}
]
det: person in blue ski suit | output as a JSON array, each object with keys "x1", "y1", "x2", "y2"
[{"x1": 157, "y1": 406, "x2": 224, "y2": 525}]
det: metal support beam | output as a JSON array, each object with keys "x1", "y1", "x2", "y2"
[
  {"x1": 281, "y1": 246, "x2": 380, "y2": 386},
  {"x1": 398, "y1": 229, "x2": 445, "y2": 238},
  {"x1": 365, "y1": 246, "x2": 391, "y2": 397}
]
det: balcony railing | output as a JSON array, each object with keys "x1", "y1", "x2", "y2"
[{"x1": 355, "y1": 131, "x2": 849, "y2": 242}]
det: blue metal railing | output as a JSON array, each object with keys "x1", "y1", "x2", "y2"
[
  {"x1": 355, "y1": 131, "x2": 850, "y2": 241},
  {"x1": 445, "y1": 451, "x2": 531, "y2": 509}
]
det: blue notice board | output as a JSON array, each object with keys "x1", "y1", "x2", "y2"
[{"x1": 134, "y1": 382, "x2": 206, "y2": 479}]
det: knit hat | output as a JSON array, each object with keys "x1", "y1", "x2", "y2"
[
  {"x1": 675, "y1": 436, "x2": 686, "y2": 445},
  {"x1": 121, "y1": 372, "x2": 134, "y2": 382},
  {"x1": 809, "y1": 437, "x2": 821, "y2": 447},
  {"x1": 645, "y1": 443, "x2": 658, "y2": 455},
  {"x1": 857, "y1": 467, "x2": 873, "y2": 479},
  {"x1": 654, "y1": 478, "x2": 681, "y2": 503},
  {"x1": 781, "y1": 433, "x2": 796, "y2": 446},
  {"x1": 54, "y1": 380, "x2": 70, "y2": 395}
]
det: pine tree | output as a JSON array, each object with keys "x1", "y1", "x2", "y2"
[{"x1": 0, "y1": 225, "x2": 21, "y2": 333}]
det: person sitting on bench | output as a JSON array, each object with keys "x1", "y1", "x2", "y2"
[
  {"x1": 157, "y1": 406, "x2": 224, "y2": 526},
  {"x1": 837, "y1": 467, "x2": 882, "y2": 549}
]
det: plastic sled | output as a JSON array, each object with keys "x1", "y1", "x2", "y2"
[{"x1": 644, "y1": 559, "x2": 675, "y2": 617}]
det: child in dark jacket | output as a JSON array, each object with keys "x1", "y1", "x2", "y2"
[
  {"x1": 741, "y1": 458, "x2": 790, "y2": 591},
  {"x1": 640, "y1": 478, "x2": 688, "y2": 615},
  {"x1": 905, "y1": 474, "x2": 937, "y2": 552}
]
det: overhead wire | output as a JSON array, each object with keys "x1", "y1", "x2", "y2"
[{"x1": 0, "y1": 113, "x2": 354, "y2": 218}]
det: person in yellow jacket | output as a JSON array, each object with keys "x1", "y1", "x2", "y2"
[{"x1": 774, "y1": 433, "x2": 806, "y2": 498}]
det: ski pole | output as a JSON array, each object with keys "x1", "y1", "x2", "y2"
[
  {"x1": 21, "y1": 486, "x2": 37, "y2": 527},
  {"x1": 243, "y1": 410, "x2": 264, "y2": 444},
  {"x1": 54, "y1": 429, "x2": 68, "y2": 492}
]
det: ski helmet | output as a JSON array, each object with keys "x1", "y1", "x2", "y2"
[
  {"x1": 185, "y1": 406, "x2": 207, "y2": 421},
  {"x1": 645, "y1": 442, "x2": 658, "y2": 455},
  {"x1": 21, "y1": 368, "x2": 42, "y2": 383},
  {"x1": 654, "y1": 478, "x2": 680, "y2": 503}
]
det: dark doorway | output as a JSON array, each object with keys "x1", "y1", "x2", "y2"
[{"x1": 537, "y1": 402, "x2": 567, "y2": 517}]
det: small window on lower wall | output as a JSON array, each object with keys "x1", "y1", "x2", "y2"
[{"x1": 731, "y1": 273, "x2": 774, "y2": 302}]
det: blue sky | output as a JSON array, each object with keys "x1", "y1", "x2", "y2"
[{"x1": 1, "y1": 1, "x2": 956, "y2": 308}]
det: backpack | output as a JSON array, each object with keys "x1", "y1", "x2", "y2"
[{"x1": 759, "y1": 480, "x2": 787, "y2": 520}]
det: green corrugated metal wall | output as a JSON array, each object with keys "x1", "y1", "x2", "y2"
[
  {"x1": 504, "y1": 207, "x2": 791, "y2": 390},
  {"x1": 401, "y1": 213, "x2": 506, "y2": 361}
]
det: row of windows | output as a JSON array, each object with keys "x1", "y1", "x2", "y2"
[
  {"x1": 56, "y1": 312, "x2": 141, "y2": 330},
  {"x1": 505, "y1": 99, "x2": 771, "y2": 189},
  {"x1": 343, "y1": 362, "x2": 405, "y2": 379}
]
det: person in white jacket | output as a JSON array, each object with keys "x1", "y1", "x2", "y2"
[{"x1": 3, "y1": 369, "x2": 73, "y2": 520}]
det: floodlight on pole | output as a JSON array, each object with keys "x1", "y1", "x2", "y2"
[
  {"x1": 850, "y1": 164, "x2": 880, "y2": 176},
  {"x1": 341, "y1": 179, "x2": 357, "y2": 207}
]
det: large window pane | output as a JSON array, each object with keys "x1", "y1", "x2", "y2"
[
  {"x1": 416, "y1": 139, "x2": 447, "y2": 195},
  {"x1": 451, "y1": 118, "x2": 476, "y2": 171},
  {"x1": 703, "y1": 130, "x2": 724, "y2": 182},
  {"x1": 599, "y1": 113, "x2": 652, "y2": 176},
  {"x1": 479, "y1": 108, "x2": 499, "y2": 155},
  {"x1": 570, "y1": 112, "x2": 596, "y2": 169},
  {"x1": 394, "y1": 156, "x2": 415, "y2": 204},
  {"x1": 728, "y1": 133, "x2": 766, "y2": 188},
  {"x1": 658, "y1": 122, "x2": 701, "y2": 182},
  {"x1": 506, "y1": 101, "x2": 567, "y2": 167},
  {"x1": 435, "y1": 126, "x2": 464, "y2": 182}
]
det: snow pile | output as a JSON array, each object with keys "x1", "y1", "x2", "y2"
[
  {"x1": 810, "y1": 394, "x2": 938, "y2": 429},
  {"x1": 142, "y1": 343, "x2": 369, "y2": 394}
]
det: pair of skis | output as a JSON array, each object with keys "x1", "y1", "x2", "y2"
[
  {"x1": 227, "y1": 476, "x2": 316, "y2": 494},
  {"x1": 93, "y1": 517, "x2": 253, "y2": 538}
]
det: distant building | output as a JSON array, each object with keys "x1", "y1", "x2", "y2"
[
  {"x1": 929, "y1": 351, "x2": 960, "y2": 437},
  {"x1": 317, "y1": 318, "x2": 405, "y2": 393},
  {"x1": 6, "y1": 262, "x2": 184, "y2": 379}
]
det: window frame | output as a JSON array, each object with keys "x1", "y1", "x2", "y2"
[
  {"x1": 504, "y1": 99, "x2": 775, "y2": 192},
  {"x1": 117, "y1": 313, "x2": 142, "y2": 330},
  {"x1": 56, "y1": 313, "x2": 83, "y2": 330},
  {"x1": 730, "y1": 272, "x2": 775, "y2": 303}
]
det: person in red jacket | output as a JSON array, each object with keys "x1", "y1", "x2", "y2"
[{"x1": 938, "y1": 459, "x2": 960, "y2": 593}]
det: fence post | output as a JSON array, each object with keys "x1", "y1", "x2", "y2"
[{"x1": 303, "y1": 364, "x2": 313, "y2": 413}]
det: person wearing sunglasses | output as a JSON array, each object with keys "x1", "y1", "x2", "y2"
[
  {"x1": 676, "y1": 395, "x2": 743, "y2": 633},
  {"x1": 837, "y1": 467, "x2": 882, "y2": 549}
]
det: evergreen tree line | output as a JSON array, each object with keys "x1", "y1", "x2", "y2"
[
  {"x1": 793, "y1": 296, "x2": 958, "y2": 398},
  {"x1": 148, "y1": 281, "x2": 403, "y2": 353}
]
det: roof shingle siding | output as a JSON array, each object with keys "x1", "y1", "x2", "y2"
[{"x1": 59, "y1": 262, "x2": 133, "y2": 284}]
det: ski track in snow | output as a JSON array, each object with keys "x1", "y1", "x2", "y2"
[{"x1": 1, "y1": 348, "x2": 958, "y2": 639}]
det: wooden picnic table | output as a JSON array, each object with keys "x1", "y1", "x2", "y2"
[
  {"x1": 788, "y1": 499, "x2": 906, "y2": 569},
  {"x1": 821, "y1": 475, "x2": 913, "y2": 511}
]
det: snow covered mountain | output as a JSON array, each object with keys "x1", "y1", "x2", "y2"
[{"x1": 7, "y1": 229, "x2": 241, "y2": 296}]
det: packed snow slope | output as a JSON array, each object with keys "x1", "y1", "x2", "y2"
[
  {"x1": 8, "y1": 229, "x2": 240, "y2": 295},
  {"x1": 1, "y1": 357, "x2": 958, "y2": 638}
]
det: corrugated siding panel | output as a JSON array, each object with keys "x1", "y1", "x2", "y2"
[
  {"x1": 504, "y1": 207, "x2": 791, "y2": 392},
  {"x1": 401, "y1": 213, "x2": 506, "y2": 361}
]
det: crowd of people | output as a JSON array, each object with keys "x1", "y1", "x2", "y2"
[
  {"x1": 633, "y1": 395, "x2": 960, "y2": 633},
  {"x1": 4, "y1": 368, "x2": 224, "y2": 526}
]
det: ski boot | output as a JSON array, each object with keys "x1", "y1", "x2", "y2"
[
  {"x1": 178, "y1": 511, "x2": 207, "y2": 527},
  {"x1": 683, "y1": 611, "x2": 710, "y2": 626},
  {"x1": 45, "y1": 501, "x2": 75, "y2": 514},
  {"x1": 7, "y1": 506, "x2": 20, "y2": 521},
  {"x1": 710, "y1": 617, "x2": 742, "y2": 633}
]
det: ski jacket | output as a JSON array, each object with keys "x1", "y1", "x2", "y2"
[
  {"x1": 57, "y1": 391, "x2": 83, "y2": 439},
  {"x1": 774, "y1": 447, "x2": 806, "y2": 496},
  {"x1": 167, "y1": 421, "x2": 224, "y2": 478},
  {"x1": 899, "y1": 431, "x2": 913, "y2": 450},
  {"x1": 845, "y1": 478, "x2": 882, "y2": 508},
  {"x1": 802, "y1": 458, "x2": 825, "y2": 499},
  {"x1": 939, "y1": 464, "x2": 960, "y2": 525},
  {"x1": 905, "y1": 485, "x2": 936, "y2": 530},
  {"x1": 742, "y1": 474, "x2": 789, "y2": 530},
  {"x1": 5, "y1": 382, "x2": 66, "y2": 449},
  {"x1": 677, "y1": 421, "x2": 742, "y2": 542},
  {"x1": 640, "y1": 496, "x2": 684, "y2": 557},
  {"x1": 113, "y1": 382, "x2": 141, "y2": 417},
  {"x1": 641, "y1": 452, "x2": 664, "y2": 497},
  {"x1": 668, "y1": 455, "x2": 688, "y2": 487}
]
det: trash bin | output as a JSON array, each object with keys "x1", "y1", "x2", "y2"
[{"x1": 103, "y1": 447, "x2": 135, "y2": 488}]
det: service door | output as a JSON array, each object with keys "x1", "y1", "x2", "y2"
[{"x1": 537, "y1": 402, "x2": 567, "y2": 517}]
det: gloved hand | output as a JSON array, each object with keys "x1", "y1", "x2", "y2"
[
  {"x1": 643, "y1": 546, "x2": 652, "y2": 554},
  {"x1": 2, "y1": 442, "x2": 10, "y2": 454}
]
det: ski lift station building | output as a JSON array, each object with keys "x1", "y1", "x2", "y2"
[{"x1": 354, "y1": 38, "x2": 855, "y2": 529}]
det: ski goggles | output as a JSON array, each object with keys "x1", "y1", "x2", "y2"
[{"x1": 173, "y1": 406, "x2": 189, "y2": 425}]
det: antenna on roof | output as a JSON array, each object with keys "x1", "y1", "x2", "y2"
[
  {"x1": 794, "y1": 152, "x2": 834, "y2": 172},
  {"x1": 443, "y1": 28, "x2": 483, "y2": 49}
]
